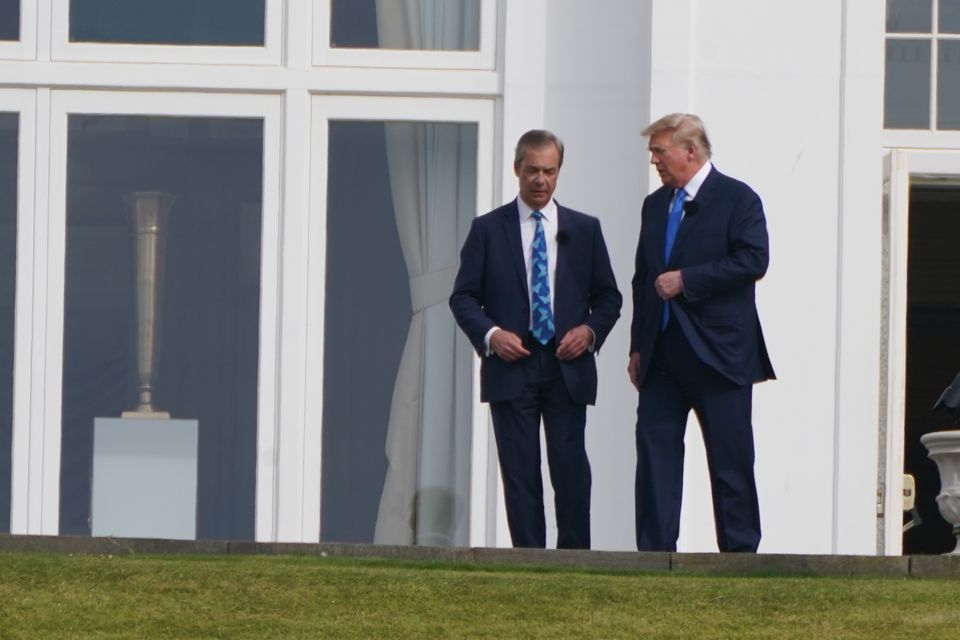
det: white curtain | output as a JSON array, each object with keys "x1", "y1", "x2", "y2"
[
  {"x1": 372, "y1": 121, "x2": 476, "y2": 546},
  {"x1": 373, "y1": 0, "x2": 480, "y2": 50},
  {"x1": 372, "y1": 1, "x2": 479, "y2": 546}
]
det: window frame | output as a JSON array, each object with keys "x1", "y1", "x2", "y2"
[
  {"x1": 0, "y1": 1, "x2": 504, "y2": 544},
  {"x1": 34, "y1": 90, "x2": 282, "y2": 537},
  {"x1": 50, "y1": 0, "x2": 283, "y2": 65},
  {"x1": 0, "y1": 0, "x2": 37, "y2": 60},
  {"x1": 313, "y1": 0, "x2": 498, "y2": 70},
  {"x1": 307, "y1": 94, "x2": 495, "y2": 546},
  {"x1": 0, "y1": 89, "x2": 35, "y2": 534},
  {"x1": 884, "y1": 0, "x2": 960, "y2": 134},
  {"x1": 879, "y1": 148, "x2": 960, "y2": 554}
]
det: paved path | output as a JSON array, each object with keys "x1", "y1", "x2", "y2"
[{"x1": 1, "y1": 534, "x2": 957, "y2": 578}]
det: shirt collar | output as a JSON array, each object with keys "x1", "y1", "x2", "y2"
[
  {"x1": 680, "y1": 161, "x2": 713, "y2": 200},
  {"x1": 517, "y1": 196, "x2": 558, "y2": 222}
]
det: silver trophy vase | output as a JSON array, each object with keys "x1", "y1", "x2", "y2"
[{"x1": 121, "y1": 191, "x2": 174, "y2": 419}]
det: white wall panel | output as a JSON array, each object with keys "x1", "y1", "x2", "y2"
[
  {"x1": 544, "y1": 0, "x2": 652, "y2": 552},
  {"x1": 537, "y1": 0, "x2": 882, "y2": 554},
  {"x1": 675, "y1": 0, "x2": 845, "y2": 554}
]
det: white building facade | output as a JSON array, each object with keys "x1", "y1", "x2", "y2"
[{"x1": 0, "y1": 0, "x2": 955, "y2": 556}]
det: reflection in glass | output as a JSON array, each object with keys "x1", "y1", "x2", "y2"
[
  {"x1": 330, "y1": 0, "x2": 480, "y2": 50},
  {"x1": 886, "y1": 0, "x2": 933, "y2": 32},
  {"x1": 70, "y1": 0, "x2": 265, "y2": 46},
  {"x1": 885, "y1": 39, "x2": 932, "y2": 128},
  {"x1": 0, "y1": 114, "x2": 16, "y2": 534},
  {"x1": 61, "y1": 115, "x2": 263, "y2": 540},
  {"x1": 941, "y1": 0, "x2": 960, "y2": 33},
  {"x1": 322, "y1": 121, "x2": 476, "y2": 546},
  {"x1": 0, "y1": 0, "x2": 19, "y2": 41},
  {"x1": 939, "y1": 41, "x2": 960, "y2": 128}
]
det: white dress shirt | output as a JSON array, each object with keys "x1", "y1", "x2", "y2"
[{"x1": 678, "y1": 161, "x2": 713, "y2": 213}]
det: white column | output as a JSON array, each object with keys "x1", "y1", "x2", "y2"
[
  {"x1": 256, "y1": 0, "x2": 319, "y2": 543},
  {"x1": 834, "y1": 0, "x2": 884, "y2": 555}
]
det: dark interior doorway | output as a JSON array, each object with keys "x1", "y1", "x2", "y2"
[{"x1": 902, "y1": 183, "x2": 960, "y2": 554}]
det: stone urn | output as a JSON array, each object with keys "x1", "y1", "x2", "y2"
[{"x1": 920, "y1": 430, "x2": 960, "y2": 555}]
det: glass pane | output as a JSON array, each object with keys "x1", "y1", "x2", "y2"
[
  {"x1": 0, "y1": 0, "x2": 19, "y2": 41},
  {"x1": 70, "y1": 0, "x2": 265, "y2": 46},
  {"x1": 885, "y1": 39, "x2": 932, "y2": 128},
  {"x1": 941, "y1": 0, "x2": 960, "y2": 33},
  {"x1": 939, "y1": 40, "x2": 960, "y2": 128},
  {"x1": 61, "y1": 115, "x2": 263, "y2": 540},
  {"x1": 887, "y1": 0, "x2": 933, "y2": 32},
  {"x1": 330, "y1": 0, "x2": 480, "y2": 50},
  {"x1": 322, "y1": 120, "x2": 476, "y2": 546},
  {"x1": 0, "y1": 113, "x2": 16, "y2": 534}
]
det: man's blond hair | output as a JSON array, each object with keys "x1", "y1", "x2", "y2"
[{"x1": 642, "y1": 113, "x2": 712, "y2": 160}]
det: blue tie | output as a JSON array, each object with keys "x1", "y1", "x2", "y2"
[
  {"x1": 661, "y1": 188, "x2": 686, "y2": 329},
  {"x1": 530, "y1": 211, "x2": 555, "y2": 345}
]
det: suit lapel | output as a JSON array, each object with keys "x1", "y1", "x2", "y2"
[
  {"x1": 554, "y1": 205, "x2": 570, "y2": 310},
  {"x1": 672, "y1": 166, "x2": 719, "y2": 259},
  {"x1": 648, "y1": 188, "x2": 672, "y2": 268},
  {"x1": 500, "y1": 201, "x2": 528, "y2": 295}
]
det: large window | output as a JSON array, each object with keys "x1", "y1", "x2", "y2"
[
  {"x1": 321, "y1": 119, "x2": 477, "y2": 546},
  {"x1": 885, "y1": 0, "x2": 960, "y2": 129},
  {"x1": 0, "y1": 113, "x2": 16, "y2": 533},
  {"x1": 51, "y1": 0, "x2": 281, "y2": 64},
  {"x1": 0, "y1": 2, "x2": 497, "y2": 544},
  {"x1": 58, "y1": 114, "x2": 264, "y2": 539},
  {"x1": 315, "y1": 0, "x2": 496, "y2": 69},
  {"x1": 330, "y1": 0, "x2": 480, "y2": 50},
  {"x1": 69, "y1": 0, "x2": 265, "y2": 46}
]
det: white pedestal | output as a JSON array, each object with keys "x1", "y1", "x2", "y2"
[{"x1": 91, "y1": 417, "x2": 198, "y2": 540}]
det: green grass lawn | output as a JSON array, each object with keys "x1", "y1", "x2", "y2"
[{"x1": 0, "y1": 552, "x2": 957, "y2": 638}]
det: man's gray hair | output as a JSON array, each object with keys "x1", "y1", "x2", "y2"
[
  {"x1": 514, "y1": 129, "x2": 565, "y2": 169},
  {"x1": 642, "y1": 113, "x2": 713, "y2": 159}
]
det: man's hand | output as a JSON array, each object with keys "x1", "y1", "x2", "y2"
[
  {"x1": 655, "y1": 270, "x2": 684, "y2": 299},
  {"x1": 489, "y1": 329, "x2": 531, "y2": 362},
  {"x1": 627, "y1": 352, "x2": 642, "y2": 392},
  {"x1": 556, "y1": 325, "x2": 593, "y2": 361}
]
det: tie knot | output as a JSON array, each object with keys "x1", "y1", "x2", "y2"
[
  {"x1": 532, "y1": 210, "x2": 543, "y2": 221},
  {"x1": 676, "y1": 188, "x2": 687, "y2": 203}
]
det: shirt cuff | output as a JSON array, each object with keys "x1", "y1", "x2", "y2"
[{"x1": 483, "y1": 326, "x2": 500, "y2": 356}]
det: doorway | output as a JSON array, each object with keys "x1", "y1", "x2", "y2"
[{"x1": 902, "y1": 183, "x2": 960, "y2": 554}]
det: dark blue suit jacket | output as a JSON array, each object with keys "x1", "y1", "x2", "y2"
[
  {"x1": 450, "y1": 200, "x2": 622, "y2": 405},
  {"x1": 630, "y1": 167, "x2": 775, "y2": 386}
]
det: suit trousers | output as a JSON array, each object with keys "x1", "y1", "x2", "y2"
[
  {"x1": 490, "y1": 337, "x2": 591, "y2": 549},
  {"x1": 635, "y1": 320, "x2": 761, "y2": 552}
]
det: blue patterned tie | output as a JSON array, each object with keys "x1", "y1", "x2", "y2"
[
  {"x1": 661, "y1": 188, "x2": 687, "y2": 330},
  {"x1": 530, "y1": 211, "x2": 555, "y2": 345}
]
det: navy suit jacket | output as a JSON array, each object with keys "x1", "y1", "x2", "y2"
[
  {"x1": 450, "y1": 200, "x2": 622, "y2": 405},
  {"x1": 630, "y1": 167, "x2": 775, "y2": 386}
]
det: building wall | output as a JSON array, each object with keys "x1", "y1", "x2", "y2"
[
  {"x1": 543, "y1": 0, "x2": 652, "y2": 552},
  {"x1": 673, "y1": 0, "x2": 847, "y2": 554},
  {"x1": 505, "y1": 0, "x2": 885, "y2": 553},
  {"x1": 0, "y1": 0, "x2": 894, "y2": 554}
]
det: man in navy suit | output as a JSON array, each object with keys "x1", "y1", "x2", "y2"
[
  {"x1": 628, "y1": 114, "x2": 775, "y2": 552},
  {"x1": 450, "y1": 130, "x2": 621, "y2": 549}
]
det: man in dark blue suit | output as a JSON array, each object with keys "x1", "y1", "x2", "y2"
[
  {"x1": 450, "y1": 130, "x2": 621, "y2": 549},
  {"x1": 628, "y1": 114, "x2": 775, "y2": 553}
]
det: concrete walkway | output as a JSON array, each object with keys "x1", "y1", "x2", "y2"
[{"x1": 2, "y1": 534, "x2": 958, "y2": 578}]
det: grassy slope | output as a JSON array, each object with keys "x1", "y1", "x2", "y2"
[{"x1": 0, "y1": 553, "x2": 957, "y2": 638}]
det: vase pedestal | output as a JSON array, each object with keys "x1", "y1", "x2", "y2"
[
  {"x1": 90, "y1": 417, "x2": 198, "y2": 540},
  {"x1": 920, "y1": 430, "x2": 960, "y2": 555}
]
